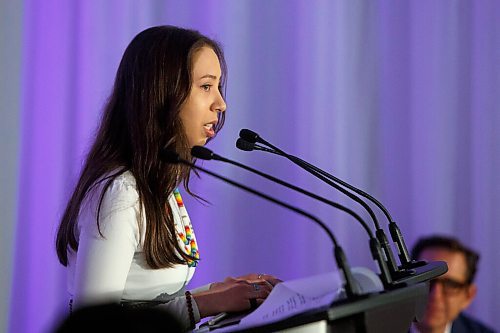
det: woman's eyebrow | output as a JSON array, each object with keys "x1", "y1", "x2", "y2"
[{"x1": 198, "y1": 74, "x2": 218, "y2": 80}]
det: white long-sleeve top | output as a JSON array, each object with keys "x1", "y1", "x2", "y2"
[{"x1": 67, "y1": 171, "x2": 207, "y2": 329}]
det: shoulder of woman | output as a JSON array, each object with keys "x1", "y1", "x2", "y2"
[
  {"x1": 80, "y1": 170, "x2": 140, "y2": 222},
  {"x1": 100, "y1": 170, "x2": 140, "y2": 212},
  {"x1": 77, "y1": 170, "x2": 142, "y2": 248},
  {"x1": 108, "y1": 170, "x2": 138, "y2": 194}
]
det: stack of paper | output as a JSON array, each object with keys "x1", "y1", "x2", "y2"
[{"x1": 211, "y1": 267, "x2": 383, "y2": 332}]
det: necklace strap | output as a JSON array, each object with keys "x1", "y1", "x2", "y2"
[{"x1": 173, "y1": 188, "x2": 199, "y2": 267}]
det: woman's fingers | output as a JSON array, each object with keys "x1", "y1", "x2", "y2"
[
  {"x1": 262, "y1": 276, "x2": 282, "y2": 287},
  {"x1": 233, "y1": 273, "x2": 282, "y2": 287},
  {"x1": 248, "y1": 297, "x2": 267, "y2": 310},
  {"x1": 207, "y1": 274, "x2": 282, "y2": 312},
  {"x1": 248, "y1": 282, "x2": 271, "y2": 301},
  {"x1": 225, "y1": 273, "x2": 282, "y2": 287},
  {"x1": 237, "y1": 273, "x2": 274, "y2": 280}
]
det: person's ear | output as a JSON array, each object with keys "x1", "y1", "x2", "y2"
[{"x1": 462, "y1": 283, "x2": 477, "y2": 308}]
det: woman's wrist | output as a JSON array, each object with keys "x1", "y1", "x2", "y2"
[
  {"x1": 192, "y1": 290, "x2": 221, "y2": 318},
  {"x1": 185, "y1": 291, "x2": 196, "y2": 329}
]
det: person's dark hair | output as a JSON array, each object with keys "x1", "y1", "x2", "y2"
[
  {"x1": 56, "y1": 26, "x2": 227, "y2": 268},
  {"x1": 411, "y1": 235, "x2": 480, "y2": 284}
]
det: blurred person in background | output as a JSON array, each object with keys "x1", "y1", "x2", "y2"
[{"x1": 411, "y1": 235, "x2": 495, "y2": 333}]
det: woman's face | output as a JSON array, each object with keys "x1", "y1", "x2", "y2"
[{"x1": 179, "y1": 46, "x2": 226, "y2": 148}]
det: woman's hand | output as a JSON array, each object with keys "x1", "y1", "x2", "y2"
[
  {"x1": 193, "y1": 273, "x2": 281, "y2": 318},
  {"x1": 233, "y1": 273, "x2": 282, "y2": 287},
  {"x1": 210, "y1": 273, "x2": 281, "y2": 291}
]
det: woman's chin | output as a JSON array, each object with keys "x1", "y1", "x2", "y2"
[{"x1": 189, "y1": 139, "x2": 207, "y2": 148}]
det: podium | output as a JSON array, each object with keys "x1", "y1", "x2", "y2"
[{"x1": 201, "y1": 261, "x2": 446, "y2": 333}]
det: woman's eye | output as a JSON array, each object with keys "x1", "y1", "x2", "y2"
[{"x1": 201, "y1": 84, "x2": 211, "y2": 92}]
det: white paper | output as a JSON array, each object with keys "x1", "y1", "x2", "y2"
[{"x1": 210, "y1": 267, "x2": 383, "y2": 332}]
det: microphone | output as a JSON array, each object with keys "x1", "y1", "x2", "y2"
[
  {"x1": 162, "y1": 150, "x2": 362, "y2": 298},
  {"x1": 191, "y1": 146, "x2": 393, "y2": 288},
  {"x1": 238, "y1": 129, "x2": 421, "y2": 276},
  {"x1": 236, "y1": 137, "x2": 276, "y2": 154}
]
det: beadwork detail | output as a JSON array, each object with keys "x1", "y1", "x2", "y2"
[{"x1": 173, "y1": 188, "x2": 199, "y2": 267}]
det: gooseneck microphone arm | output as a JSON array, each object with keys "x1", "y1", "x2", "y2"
[
  {"x1": 239, "y1": 138, "x2": 416, "y2": 269},
  {"x1": 237, "y1": 130, "x2": 409, "y2": 278},
  {"x1": 162, "y1": 150, "x2": 361, "y2": 298},
  {"x1": 191, "y1": 145, "x2": 393, "y2": 288},
  {"x1": 238, "y1": 136, "x2": 394, "y2": 220},
  {"x1": 283, "y1": 153, "x2": 415, "y2": 269},
  {"x1": 191, "y1": 146, "x2": 373, "y2": 237}
]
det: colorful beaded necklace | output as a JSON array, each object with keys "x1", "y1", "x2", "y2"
[{"x1": 173, "y1": 188, "x2": 200, "y2": 267}]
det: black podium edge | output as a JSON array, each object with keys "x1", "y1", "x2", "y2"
[{"x1": 213, "y1": 261, "x2": 447, "y2": 333}]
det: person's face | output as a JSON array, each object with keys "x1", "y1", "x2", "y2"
[
  {"x1": 179, "y1": 46, "x2": 226, "y2": 148},
  {"x1": 416, "y1": 247, "x2": 477, "y2": 332}
]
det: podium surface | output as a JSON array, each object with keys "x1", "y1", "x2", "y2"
[{"x1": 200, "y1": 261, "x2": 446, "y2": 333}]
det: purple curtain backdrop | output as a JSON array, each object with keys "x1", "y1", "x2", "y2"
[{"x1": 9, "y1": 1, "x2": 500, "y2": 332}]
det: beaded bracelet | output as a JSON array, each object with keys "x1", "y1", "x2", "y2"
[{"x1": 185, "y1": 290, "x2": 196, "y2": 329}]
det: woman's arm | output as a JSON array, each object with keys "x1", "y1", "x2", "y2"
[{"x1": 72, "y1": 178, "x2": 140, "y2": 307}]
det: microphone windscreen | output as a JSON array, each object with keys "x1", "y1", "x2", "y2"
[
  {"x1": 191, "y1": 146, "x2": 214, "y2": 160},
  {"x1": 239, "y1": 129, "x2": 259, "y2": 143},
  {"x1": 236, "y1": 138, "x2": 255, "y2": 151}
]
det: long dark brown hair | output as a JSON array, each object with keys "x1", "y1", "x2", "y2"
[{"x1": 56, "y1": 26, "x2": 227, "y2": 268}]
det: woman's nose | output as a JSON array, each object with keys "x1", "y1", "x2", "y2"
[{"x1": 214, "y1": 90, "x2": 226, "y2": 113}]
